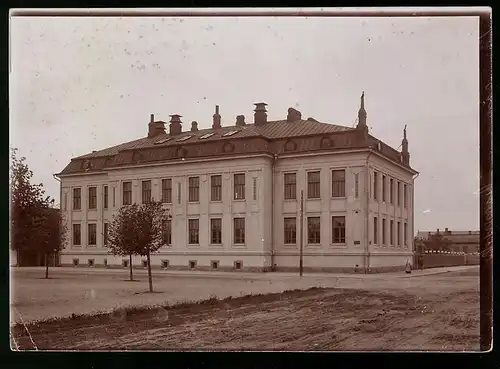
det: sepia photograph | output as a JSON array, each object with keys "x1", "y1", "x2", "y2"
[{"x1": 9, "y1": 8, "x2": 492, "y2": 352}]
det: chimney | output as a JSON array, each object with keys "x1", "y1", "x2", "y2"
[
  {"x1": 147, "y1": 114, "x2": 166, "y2": 138},
  {"x1": 287, "y1": 108, "x2": 302, "y2": 122},
  {"x1": 191, "y1": 121, "x2": 199, "y2": 132},
  {"x1": 212, "y1": 105, "x2": 221, "y2": 129},
  {"x1": 169, "y1": 114, "x2": 182, "y2": 136},
  {"x1": 437, "y1": 228, "x2": 440, "y2": 234},
  {"x1": 445, "y1": 227, "x2": 449, "y2": 233},
  {"x1": 254, "y1": 102, "x2": 268, "y2": 125},
  {"x1": 235, "y1": 115, "x2": 246, "y2": 127}
]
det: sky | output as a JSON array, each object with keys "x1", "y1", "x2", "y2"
[{"x1": 9, "y1": 13, "x2": 480, "y2": 233}]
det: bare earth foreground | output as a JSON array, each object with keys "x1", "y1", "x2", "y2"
[{"x1": 11, "y1": 266, "x2": 479, "y2": 351}]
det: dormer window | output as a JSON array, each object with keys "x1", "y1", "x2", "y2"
[
  {"x1": 176, "y1": 135, "x2": 193, "y2": 142},
  {"x1": 222, "y1": 130, "x2": 239, "y2": 137},
  {"x1": 154, "y1": 137, "x2": 171, "y2": 145},
  {"x1": 199, "y1": 133, "x2": 215, "y2": 139}
]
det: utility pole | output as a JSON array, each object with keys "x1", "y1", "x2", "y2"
[{"x1": 299, "y1": 190, "x2": 304, "y2": 277}]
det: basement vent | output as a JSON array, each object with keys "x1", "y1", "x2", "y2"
[
  {"x1": 88, "y1": 259, "x2": 95, "y2": 267},
  {"x1": 199, "y1": 133, "x2": 215, "y2": 139},
  {"x1": 142, "y1": 260, "x2": 148, "y2": 268},
  {"x1": 234, "y1": 261, "x2": 242, "y2": 270},
  {"x1": 222, "y1": 130, "x2": 239, "y2": 137},
  {"x1": 176, "y1": 135, "x2": 192, "y2": 142},
  {"x1": 189, "y1": 260, "x2": 197, "y2": 269},
  {"x1": 211, "y1": 260, "x2": 219, "y2": 269},
  {"x1": 122, "y1": 259, "x2": 129, "y2": 268},
  {"x1": 161, "y1": 260, "x2": 169, "y2": 269},
  {"x1": 103, "y1": 258, "x2": 108, "y2": 267},
  {"x1": 73, "y1": 258, "x2": 79, "y2": 267}
]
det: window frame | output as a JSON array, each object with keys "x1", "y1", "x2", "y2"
[
  {"x1": 122, "y1": 181, "x2": 132, "y2": 206},
  {"x1": 307, "y1": 171, "x2": 321, "y2": 199},
  {"x1": 233, "y1": 217, "x2": 246, "y2": 244},
  {"x1": 283, "y1": 172, "x2": 297, "y2": 200},
  {"x1": 233, "y1": 173, "x2": 246, "y2": 200},
  {"x1": 103, "y1": 222, "x2": 108, "y2": 246},
  {"x1": 73, "y1": 188, "x2": 82, "y2": 210},
  {"x1": 162, "y1": 219, "x2": 172, "y2": 246},
  {"x1": 188, "y1": 219, "x2": 200, "y2": 245},
  {"x1": 210, "y1": 218, "x2": 222, "y2": 245},
  {"x1": 382, "y1": 218, "x2": 386, "y2": 245},
  {"x1": 72, "y1": 223, "x2": 81, "y2": 246},
  {"x1": 307, "y1": 216, "x2": 321, "y2": 244},
  {"x1": 188, "y1": 176, "x2": 200, "y2": 203},
  {"x1": 373, "y1": 216, "x2": 378, "y2": 245},
  {"x1": 331, "y1": 216, "x2": 346, "y2": 244},
  {"x1": 88, "y1": 186, "x2": 97, "y2": 209},
  {"x1": 103, "y1": 185, "x2": 108, "y2": 209},
  {"x1": 161, "y1": 178, "x2": 172, "y2": 204},
  {"x1": 88, "y1": 223, "x2": 97, "y2": 246},
  {"x1": 390, "y1": 219, "x2": 394, "y2": 246},
  {"x1": 210, "y1": 175, "x2": 222, "y2": 202},
  {"x1": 331, "y1": 169, "x2": 346, "y2": 198},
  {"x1": 284, "y1": 217, "x2": 297, "y2": 245},
  {"x1": 142, "y1": 180, "x2": 152, "y2": 204}
]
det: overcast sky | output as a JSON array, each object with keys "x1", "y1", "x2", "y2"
[{"x1": 9, "y1": 14, "x2": 479, "y2": 233}]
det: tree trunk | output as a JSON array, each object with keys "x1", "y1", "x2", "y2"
[
  {"x1": 129, "y1": 254, "x2": 133, "y2": 281},
  {"x1": 45, "y1": 253, "x2": 49, "y2": 279},
  {"x1": 147, "y1": 252, "x2": 153, "y2": 292}
]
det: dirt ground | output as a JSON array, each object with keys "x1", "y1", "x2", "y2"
[{"x1": 11, "y1": 268, "x2": 479, "y2": 351}]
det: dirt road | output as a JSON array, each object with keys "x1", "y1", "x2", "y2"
[{"x1": 11, "y1": 268, "x2": 479, "y2": 351}]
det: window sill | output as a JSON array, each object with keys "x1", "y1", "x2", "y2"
[
  {"x1": 73, "y1": 209, "x2": 82, "y2": 212},
  {"x1": 188, "y1": 201, "x2": 200, "y2": 204},
  {"x1": 187, "y1": 244, "x2": 200, "y2": 248},
  {"x1": 233, "y1": 199, "x2": 246, "y2": 202},
  {"x1": 209, "y1": 200, "x2": 223, "y2": 203},
  {"x1": 72, "y1": 245, "x2": 82, "y2": 248},
  {"x1": 231, "y1": 244, "x2": 246, "y2": 248},
  {"x1": 330, "y1": 243, "x2": 347, "y2": 248},
  {"x1": 284, "y1": 199, "x2": 297, "y2": 202},
  {"x1": 330, "y1": 196, "x2": 347, "y2": 200},
  {"x1": 306, "y1": 244, "x2": 322, "y2": 248},
  {"x1": 307, "y1": 197, "x2": 321, "y2": 201},
  {"x1": 283, "y1": 243, "x2": 297, "y2": 247},
  {"x1": 209, "y1": 244, "x2": 223, "y2": 247}
]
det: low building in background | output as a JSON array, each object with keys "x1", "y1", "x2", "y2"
[
  {"x1": 56, "y1": 93, "x2": 418, "y2": 273},
  {"x1": 415, "y1": 228, "x2": 479, "y2": 254}
]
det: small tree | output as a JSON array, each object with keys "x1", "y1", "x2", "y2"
[
  {"x1": 108, "y1": 204, "x2": 141, "y2": 281},
  {"x1": 36, "y1": 206, "x2": 67, "y2": 278},
  {"x1": 423, "y1": 232, "x2": 452, "y2": 252},
  {"x1": 108, "y1": 201, "x2": 170, "y2": 291}
]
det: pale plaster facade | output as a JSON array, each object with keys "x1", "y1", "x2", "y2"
[{"x1": 59, "y1": 148, "x2": 415, "y2": 273}]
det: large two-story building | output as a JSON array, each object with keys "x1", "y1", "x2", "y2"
[{"x1": 56, "y1": 93, "x2": 418, "y2": 273}]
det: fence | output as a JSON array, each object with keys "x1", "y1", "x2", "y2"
[{"x1": 413, "y1": 252, "x2": 479, "y2": 269}]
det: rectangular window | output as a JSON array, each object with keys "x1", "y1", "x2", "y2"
[
  {"x1": 397, "y1": 181, "x2": 401, "y2": 206},
  {"x1": 390, "y1": 178, "x2": 394, "y2": 204},
  {"x1": 397, "y1": 221, "x2": 401, "y2": 246},
  {"x1": 211, "y1": 218, "x2": 222, "y2": 244},
  {"x1": 252, "y1": 178, "x2": 257, "y2": 201},
  {"x1": 88, "y1": 223, "x2": 97, "y2": 246},
  {"x1": 284, "y1": 173, "x2": 297, "y2": 200},
  {"x1": 162, "y1": 219, "x2": 172, "y2": 245},
  {"x1": 332, "y1": 216, "x2": 346, "y2": 244},
  {"x1": 188, "y1": 177, "x2": 200, "y2": 202},
  {"x1": 88, "y1": 187, "x2": 97, "y2": 209},
  {"x1": 72, "y1": 224, "x2": 81, "y2": 246},
  {"x1": 162, "y1": 179, "x2": 172, "y2": 203},
  {"x1": 404, "y1": 184, "x2": 408, "y2": 208},
  {"x1": 104, "y1": 186, "x2": 108, "y2": 209},
  {"x1": 234, "y1": 173, "x2": 245, "y2": 200},
  {"x1": 354, "y1": 173, "x2": 359, "y2": 198},
  {"x1": 210, "y1": 175, "x2": 222, "y2": 201},
  {"x1": 188, "y1": 219, "x2": 199, "y2": 244},
  {"x1": 73, "y1": 188, "x2": 81, "y2": 210},
  {"x1": 390, "y1": 220, "x2": 394, "y2": 245},
  {"x1": 373, "y1": 216, "x2": 378, "y2": 245},
  {"x1": 404, "y1": 222, "x2": 408, "y2": 246},
  {"x1": 123, "y1": 182, "x2": 132, "y2": 205},
  {"x1": 142, "y1": 180, "x2": 152, "y2": 204},
  {"x1": 382, "y1": 175, "x2": 386, "y2": 202},
  {"x1": 373, "y1": 172, "x2": 378, "y2": 200},
  {"x1": 112, "y1": 187, "x2": 116, "y2": 207},
  {"x1": 307, "y1": 171, "x2": 321, "y2": 199},
  {"x1": 331, "y1": 170, "x2": 346, "y2": 198},
  {"x1": 103, "y1": 223, "x2": 108, "y2": 246},
  {"x1": 307, "y1": 217, "x2": 321, "y2": 244},
  {"x1": 382, "y1": 218, "x2": 386, "y2": 245},
  {"x1": 284, "y1": 217, "x2": 297, "y2": 244},
  {"x1": 64, "y1": 193, "x2": 67, "y2": 211},
  {"x1": 234, "y1": 218, "x2": 245, "y2": 244},
  {"x1": 177, "y1": 182, "x2": 182, "y2": 204}
]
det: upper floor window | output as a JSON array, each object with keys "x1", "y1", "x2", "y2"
[
  {"x1": 382, "y1": 175, "x2": 387, "y2": 202},
  {"x1": 103, "y1": 222, "x2": 108, "y2": 246},
  {"x1": 284, "y1": 217, "x2": 297, "y2": 244},
  {"x1": 88, "y1": 187, "x2": 97, "y2": 209},
  {"x1": 188, "y1": 177, "x2": 200, "y2": 202},
  {"x1": 123, "y1": 182, "x2": 132, "y2": 205},
  {"x1": 354, "y1": 173, "x2": 359, "y2": 199},
  {"x1": 404, "y1": 223, "x2": 408, "y2": 246},
  {"x1": 404, "y1": 184, "x2": 408, "y2": 208},
  {"x1": 397, "y1": 181, "x2": 401, "y2": 206},
  {"x1": 104, "y1": 186, "x2": 108, "y2": 209},
  {"x1": 397, "y1": 221, "x2": 401, "y2": 246},
  {"x1": 390, "y1": 220, "x2": 394, "y2": 245},
  {"x1": 73, "y1": 188, "x2": 81, "y2": 210},
  {"x1": 373, "y1": 172, "x2": 378, "y2": 200},
  {"x1": 332, "y1": 216, "x2": 346, "y2": 244},
  {"x1": 234, "y1": 173, "x2": 245, "y2": 200},
  {"x1": 211, "y1": 175, "x2": 222, "y2": 201},
  {"x1": 390, "y1": 178, "x2": 394, "y2": 204},
  {"x1": 142, "y1": 180, "x2": 152, "y2": 204},
  {"x1": 331, "y1": 170, "x2": 346, "y2": 198},
  {"x1": 162, "y1": 179, "x2": 172, "y2": 204},
  {"x1": 382, "y1": 218, "x2": 386, "y2": 245},
  {"x1": 284, "y1": 173, "x2": 297, "y2": 200},
  {"x1": 252, "y1": 178, "x2": 257, "y2": 201},
  {"x1": 307, "y1": 171, "x2": 320, "y2": 199},
  {"x1": 373, "y1": 216, "x2": 378, "y2": 245},
  {"x1": 234, "y1": 217, "x2": 246, "y2": 244}
]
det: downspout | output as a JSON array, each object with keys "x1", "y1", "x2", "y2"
[
  {"x1": 364, "y1": 150, "x2": 373, "y2": 274},
  {"x1": 411, "y1": 172, "x2": 420, "y2": 265},
  {"x1": 270, "y1": 154, "x2": 278, "y2": 271}
]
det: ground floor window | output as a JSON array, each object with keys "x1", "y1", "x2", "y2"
[
  {"x1": 307, "y1": 217, "x2": 321, "y2": 244},
  {"x1": 332, "y1": 216, "x2": 346, "y2": 244}
]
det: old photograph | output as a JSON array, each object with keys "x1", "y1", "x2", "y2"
[{"x1": 9, "y1": 8, "x2": 490, "y2": 351}]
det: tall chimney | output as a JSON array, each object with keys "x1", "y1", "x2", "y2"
[
  {"x1": 254, "y1": 103, "x2": 268, "y2": 125},
  {"x1": 235, "y1": 115, "x2": 246, "y2": 126},
  {"x1": 169, "y1": 114, "x2": 182, "y2": 136},
  {"x1": 147, "y1": 114, "x2": 165, "y2": 138},
  {"x1": 287, "y1": 108, "x2": 302, "y2": 122},
  {"x1": 212, "y1": 105, "x2": 221, "y2": 129},
  {"x1": 191, "y1": 121, "x2": 199, "y2": 132}
]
